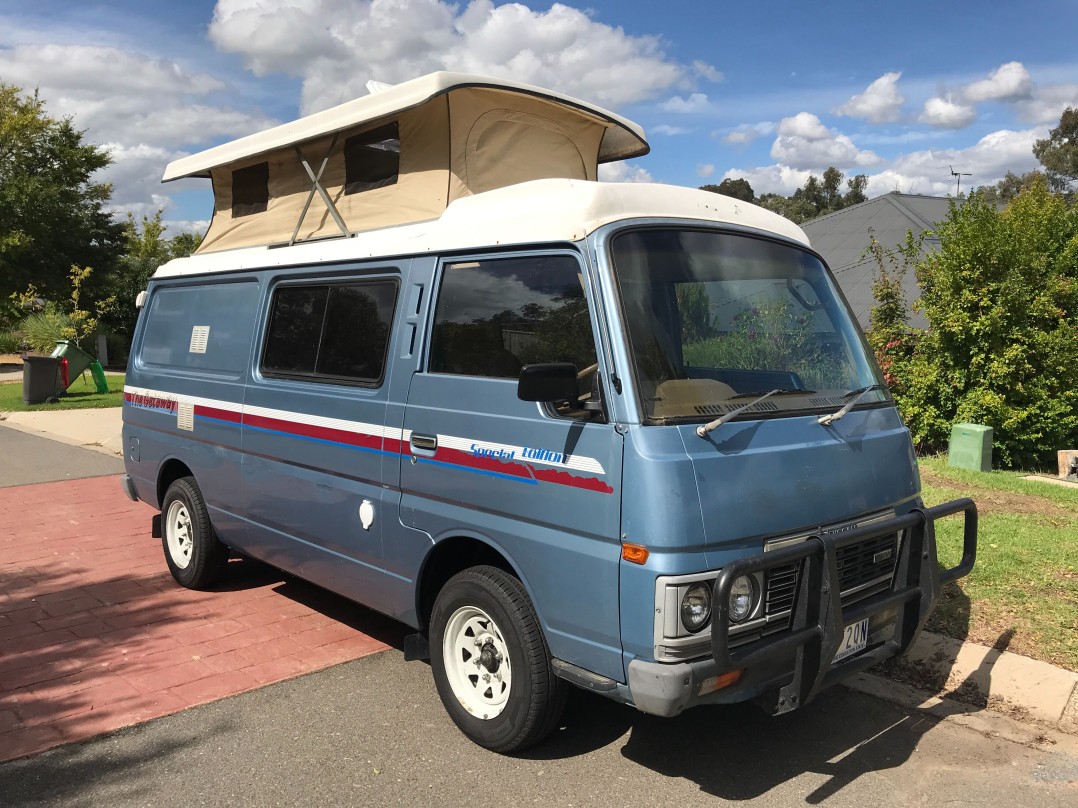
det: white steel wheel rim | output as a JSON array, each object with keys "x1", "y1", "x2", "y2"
[
  {"x1": 165, "y1": 500, "x2": 194, "y2": 569},
  {"x1": 442, "y1": 605, "x2": 513, "y2": 719}
]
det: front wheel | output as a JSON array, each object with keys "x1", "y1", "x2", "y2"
[
  {"x1": 430, "y1": 566, "x2": 566, "y2": 752},
  {"x1": 161, "y1": 476, "x2": 229, "y2": 589}
]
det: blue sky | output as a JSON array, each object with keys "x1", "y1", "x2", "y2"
[{"x1": 2, "y1": 1, "x2": 1076, "y2": 233}]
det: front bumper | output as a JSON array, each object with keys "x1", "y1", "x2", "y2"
[{"x1": 628, "y1": 498, "x2": 978, "y2": 717}]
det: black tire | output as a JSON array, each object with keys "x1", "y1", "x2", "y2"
[
  {"x1": 160, "y1": 476, "x2": 229, "y2": 589},
  {"x1": 429, "y1": 565, "x2": 567, "y2": 753}
]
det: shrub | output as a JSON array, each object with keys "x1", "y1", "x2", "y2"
[
  {"x1": 896, "y1": 180, "x2": 1078, "y2": 468},
  {"x1": 17, "y1": 304, "x2": 72, "y2": 353},
  {"x1": 0, "y1": 330, "x2": 21, "y2": 353}
]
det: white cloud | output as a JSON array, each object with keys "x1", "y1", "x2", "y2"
[
  {"x1": 919, "y1": 95, "x2": 976, "y2": 129},
  {"x1": 598, "y1": 161, "x2": 654, "y2": 183},
  {"x1": 0, "y1": 41, "x2": 278, "y2": 229},
  {"x1": 776, "y1": 112, "x2": 831, "y2": 139},
  {"x1": 696, "y1": 163, "x2": 715, "y2": 179},
  {"x1": 651, "y1": 124, "x2": 691, "y2": 136},
  {"x1": 962, "y1": 61, "x2": 1033, "y2": 103},
  {"x1": 864, "y1": 127, "x2": 1045, "y2": 196},
  {"x1": 720, "y1": 164, "x2": 812, "y2": 196},
  {"x1": 770, "y1": 112, "x2": 879, "y2": 169},
  {"x1": 0, "y1": 44, "x2": 224, "y2": 98},
  {"x1": 833, "y1": 71, "x2": 904, "y2": 123},
  {"x1": 721, "y1": 121, "x2": 775, "y2": 146},
  {"x1": 1013, "y1": 83, "x2": 1078, "y2": 124},
  {"x1": 660, "y1": 92, "x2": 712, "y2": 114},
  {"x1": 692, "y1": 60, "x2": 723, "y2": 83},
  {"x1": 209, "y1": 0, "x2": 685, "y2": 113}
]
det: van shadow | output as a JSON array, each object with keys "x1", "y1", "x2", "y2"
[
  {"x1": 220, "y1": 556, "x2": 408, "y2": 650},
  {"x1": 529, "y1": 585, "x2": 1007, "y2": 803}
]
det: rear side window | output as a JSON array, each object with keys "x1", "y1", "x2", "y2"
[
  {"x1": 430, "y1": 254, "x2": 597, "y2": 378},
  {"x1": 140, "y1": 281, "x2": 258, "y2": 376},
  {"x1": 262, "y1": 279, "x2": 398, "y2": 385}
]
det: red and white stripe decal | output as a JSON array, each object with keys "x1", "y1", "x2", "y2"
[{"x1": 124, "y1": 386, "x2": 613, "y2": 494}]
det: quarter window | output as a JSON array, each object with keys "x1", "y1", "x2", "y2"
[
  {"x1": 262, "y1": 280, "x2": 398, "y2": 385},
  {"x1": 430, "y1": 255, "x2": 597, "y2": 379}
]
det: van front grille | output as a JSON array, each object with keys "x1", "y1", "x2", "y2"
[{"x1": 764, "y1": 531, "x2": 901, "y2": 619}]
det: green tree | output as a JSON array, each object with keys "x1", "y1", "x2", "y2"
[
  {"x1": 895, "y1": 180, "x2": 1078, "y2": 467},
  {"x1": 0, "y1": 83, "x2": 124, "y2": 315},
  {"x1": 1033, "y1": 107, "x2": 1078, "y2": 193},
  {"x1": 700, "y1": 177, "x2": 755, "y2": 202},
  {"x1": 757, "y1": 168, "x2": 870, "y2": 223},
  {"x1": 978, "y1": 170, "x2": 1048, "y2": 207},
  {"x1": 103, "y1": 211, "x2": 203, "y2": 337}
]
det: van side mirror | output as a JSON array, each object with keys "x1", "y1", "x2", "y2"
[{"x1": 517, "y1": 363, "x2": 578, "y2": 402}]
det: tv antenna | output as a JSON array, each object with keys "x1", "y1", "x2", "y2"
[{"x1": 950, "y1": 165, "x2": 971, "y2": 196}]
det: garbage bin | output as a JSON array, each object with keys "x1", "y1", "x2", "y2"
[
  {"x1": 51, "y1": 340, "x2": 95, "y2": 388},
  {"x1": 21, "y1": 355, "x2": 64, "y2": 404}
]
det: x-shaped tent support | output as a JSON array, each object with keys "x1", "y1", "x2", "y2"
[{"x1": 290, "y1": 134, "x2": 351, "y2": 245}]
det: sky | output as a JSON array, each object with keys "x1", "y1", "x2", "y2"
[{"x1": 2, "y1": 0, "x2": 1076, "y2": 235}]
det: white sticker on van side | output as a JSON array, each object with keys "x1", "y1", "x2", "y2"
[
  {"x1": 189, "y1": 326, "x2": 210, "y2": 354},
  {"x1": 177, "y1": 402, "x2": 194, "y2": 431}
]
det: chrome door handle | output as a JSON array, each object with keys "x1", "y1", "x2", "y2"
[{"x1": 410, "y1": 433, "x2": 437, "y2": 451}]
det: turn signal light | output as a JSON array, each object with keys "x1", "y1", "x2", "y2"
[
  {"x1": 698, "y1": 669, "x2": 742, "y2": 696},
  {"x1": 621, "y1": 543, "x2": 650, "y2": 565}
]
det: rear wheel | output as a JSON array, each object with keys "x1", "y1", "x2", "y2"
[
  {"x1": 161, "y1": 476, "x2": 228, "y2": 589},
  {"x1": 430, "y1": 565, "x2": 566, "y2": 752}
]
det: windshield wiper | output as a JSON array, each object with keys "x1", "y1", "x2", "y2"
[
  {"x1": 697, "y1": 388, "x2": 816, "y2": 437},
  {"x1": 817, "y1": 384, "x2": 888, "y2": 425},
  {"x1": 697, "y1": 389, "x2": 783, "y2": 437}
]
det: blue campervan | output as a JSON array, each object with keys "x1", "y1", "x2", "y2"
[{"x1": 121, "y1": 73, "x2": 977, "y2": 752}]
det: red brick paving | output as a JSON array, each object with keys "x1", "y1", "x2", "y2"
[{"x1": 0, "y1": 475, "x2": 402, "y2": 763}]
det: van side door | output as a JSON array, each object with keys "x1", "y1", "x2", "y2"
[
  {"x1": 398, "y1": 251, "x2": 625, "y2": 682},
  {"x1": 240, "y1": 267, "x2": 400, "y2": 613}
]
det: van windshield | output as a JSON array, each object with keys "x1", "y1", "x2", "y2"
[{"x1": 609, "y1": 228, "x2": 887, "y2": 423}]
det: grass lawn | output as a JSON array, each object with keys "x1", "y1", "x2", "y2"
[
  {"x1": 0, "y1": 373, "x2": 125, "y2": 412},
  {"x1": 921, "y1": 456, "x2": 1078, "y2": 671}
]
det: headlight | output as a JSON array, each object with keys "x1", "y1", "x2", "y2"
[
  {"x1": 680, "y1": 582, "x2": 713, "y2": 633},
  {"x1": 728, "y1": 575, "x2": 756, "y2": 623}
]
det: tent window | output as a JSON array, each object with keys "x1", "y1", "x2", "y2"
[
  {"x1": 232, "y1": 162, "x2": 269, "y2": 217},
  {"x1": 344, "y1": 122, "x2": 400, "y2": 195}
]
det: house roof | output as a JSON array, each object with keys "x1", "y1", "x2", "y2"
[
  {"x1": 162, "y1": 72, "x2": 649, "y2": 182},
  {"x1": 803, "y1": 192, "x2": 959, "y2": 328}
]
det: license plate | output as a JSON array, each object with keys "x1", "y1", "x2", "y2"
[{"x1": 833, "y1": 618, "x2": 869, "y2": 663}]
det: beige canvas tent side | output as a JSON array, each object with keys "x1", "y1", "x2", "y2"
[{"x1": 163, "y1": 73, "x2": 649, "y2": 254}]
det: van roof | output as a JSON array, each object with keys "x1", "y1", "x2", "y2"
[
  {"x1": 154, "y1": 180, "x2": 809, "y2": 278},
  {"x1": 162, "y1": 72, "x2": 648, "y2": 182}
]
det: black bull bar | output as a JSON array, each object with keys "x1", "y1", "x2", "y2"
[{"x1": 711, "y1": 499, "x2": 978, "y2": 714}]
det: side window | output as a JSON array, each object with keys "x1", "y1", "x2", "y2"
[
  {"x1": 430, "y1": 255, "x2": 597, "y2": 379},
  {"x1": 344, "y1": 122, "x2": 400, "y2": 195},
  {"x1": 261, "y1": 279, "x2": 398, "y2": 385}
]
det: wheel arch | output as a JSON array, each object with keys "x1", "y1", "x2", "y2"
[
  {"x1": 156, "y1": 458, "x2": 194, "y2": 509},
  {"x1": 415, "y1": 535, "x2": 523, "y2": 633}
]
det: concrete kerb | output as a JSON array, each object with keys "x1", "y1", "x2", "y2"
[
  {"x1": 3, "y1": 403, "x2": 1077, "y2": 736},
  {"x1": 847, "y1": 631, "x2": 1078, "y2": 737},
  {"x1": 0, "y1": 407, "x2": 123, "y2": 457}
]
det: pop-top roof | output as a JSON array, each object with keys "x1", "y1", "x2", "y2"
[
  {"x1": 153, "y1": 179, "x2": 810, "y2": 278},
  {"x1": 162, "y1": 72, "x2": 649, "y2": 182}
]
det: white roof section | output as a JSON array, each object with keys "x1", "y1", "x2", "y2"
[
  {"x1": 153, "y1": 180, "x2": 809, "y2": 278},
  {"x1": 162, "y1": 72, "x2": 649, "y2": 182}
]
